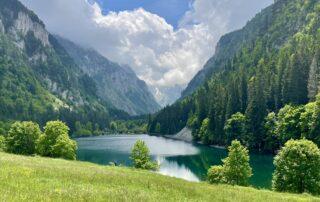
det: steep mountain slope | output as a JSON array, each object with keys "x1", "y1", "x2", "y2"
[
  {"x1": 149, "y1": 0, "x2": 320, "y2": 151},
  {"x1": 0, "y1": 0, "x2": 128, "y2": 129},
  {"x1": 182, "y1": 0, "x2": 309, "y2": 98},
  {"x1": 55, "y1": 36, "x2": 160, "y2": 115}
]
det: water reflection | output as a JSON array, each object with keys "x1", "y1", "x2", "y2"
[
  {"x1": 76, "y1": 135, "x2": 274, "y2": 188},
  {"x1": 157, "y1": 156, "x2": 199, "y2": 182}
]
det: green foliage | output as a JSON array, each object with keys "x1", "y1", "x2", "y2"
[
  {"x1": 6, "y1": 121, "x2": 41, "y2": 155},
  {"x1": 0, "y1": 136, "x2": 6, "y2": 151},
  {"x1": 130, "y1": 140, "x2": 158, "y2": 170},
  {"x1": 207, "y1": 140, "x2": 252, "y2": 186},
  {"x1": 51, "y1": 134, "x2": 77, "y2": 160},
  {"x1": 224, "y1": 113, "x2": 250, "y2": 146},
  {"x1": 272, "y1": 139, "x2": 320, "y2": 195},
  {"x1": 223, "y1": 140, "x2": 252, "y2": 186},
  {"x1": 37, "y1": 121, "x2": 77, "y2": 160},
  {"x1": 207, "y1": 165, "x2": 225, "y2": 184},
  {"x1": 264, "y1": 112, "x2": 280, "y2": 153},
  {"x1": 109, "y1": 121, "x2": 117, "y2": 132},
  {"x1": 310, "y1": 94, "x2": 320, "y2": 145},
  {"x1": 199, "y1": 118, "x2": 211, "y2": 144},
  {"x1": 276, "y1": 105, "x2": 304, "y2": 143}
]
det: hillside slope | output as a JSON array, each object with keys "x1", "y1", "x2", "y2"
[
  {"x1": 55, "y1": 36, "x2": 160, "y2": 115},
  {"x1": 0, "y1": 0, "x2": 129, "y2": 130},
  {"x1": 0, "y1": 152, "x2": 318, "y2": 202},
  {"x1": 182, "y1": 0, "x2": 315, "y2": 98},
  {"x1": 149, "y1": 0, "x2": 320, "y2": 151}
]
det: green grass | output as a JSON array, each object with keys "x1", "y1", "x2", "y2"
[{"x1": 0, "y1": 152, "x2": 319, "y2": 202}]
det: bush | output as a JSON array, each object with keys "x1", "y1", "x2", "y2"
[
  {"x1": 6, "y1": 121, "x2": 41, "y2": 155},
  {"x1": 37, "y1": 121, "x2": 77, "y2": 160},
  {"x1": 130, "y1": 140, "x2": 158, "y2": 170},
  {"x1": 207, "y1": 165, "x2": 225, "y2": 184},
  {"x1": 272, "y1": 139, "x2": 320, "y2": 195},
  {"x1": 0, "y1": 136, "x2": 6, "y2": 151},
  {"x1": 51, "y1": 134, "x2": 77, "y2": 160},
  {"x1": 207, "y1": 140, "x2": 252, "y2": 186}
]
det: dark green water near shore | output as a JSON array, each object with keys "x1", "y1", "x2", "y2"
[{"x1": 76, "y1": 135, "x2": 274, "y2": 189}]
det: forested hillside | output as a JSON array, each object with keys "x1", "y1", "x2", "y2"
[
  {"x1": 0, "y1": 0, "x2": 129, "y2": 133},
  {"x1": 149, "y1": 0, "x2": 320, "y2": 152},
  {"x1": 56, "y1": 36, "x2": 160, "y2": 116}
]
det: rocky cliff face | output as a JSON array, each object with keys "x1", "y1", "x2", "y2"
[{"x1": 56, "y1": 36, "x2": 160, "y2": 115}]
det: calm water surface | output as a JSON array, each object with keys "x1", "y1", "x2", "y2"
[{"x1": 76, "y1": 135, "x2": 274, "y2": 189}]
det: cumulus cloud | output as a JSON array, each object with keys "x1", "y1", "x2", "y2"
[{"x1": 20, "y1": 0, "x2": 272, "y2": 104}]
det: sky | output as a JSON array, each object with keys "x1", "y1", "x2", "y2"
[{"x1": 20, "y1": 0, "x2": 273, "y2": 105}]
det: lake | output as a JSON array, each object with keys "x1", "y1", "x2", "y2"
[{"x1": 76, "y1": 135, "x2": 274, "y2": 189}]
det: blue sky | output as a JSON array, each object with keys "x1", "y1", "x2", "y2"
[{"x1": 94, "y1": 0, "x2": 191, "y2": 28}]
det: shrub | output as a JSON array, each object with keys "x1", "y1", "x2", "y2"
[
  {"x1": 272, "y1": 139, "x2": 320, "y2": 195},
  {"x1": 207, "y1": 140, "x2": 252, "y2": 186},
  {"x1": 37, "y1": 121, "x2": 77, "y2": 160},
  {"x1": 207, "y1": 165, "x2": 225, "y2": 184},
  {"x1": 6, "y1": 121, "x2": 41, "y2": 155},
  {"x1": 51, "y1": 134, "x2": 77, "y2": 160},
  {"x1": 130, "y1": 140, "x2": 158, "y2": 170},
  {"x1": 0, "y1": 135, "x2": 6, "y2": 151}
]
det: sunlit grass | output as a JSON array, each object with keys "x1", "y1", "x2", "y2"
[{"x1": 0, "y1": 152, "x2": 319, "y2": 201}]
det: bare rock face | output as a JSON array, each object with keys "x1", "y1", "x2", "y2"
[
  {"x1": 0, "y1": 19, "x2": 4, "y2": 33},
  {"x1": 13, "y1": 12, "x2": 50, "y2": 47}
]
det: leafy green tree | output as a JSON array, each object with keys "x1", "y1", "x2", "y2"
[
  {"x1": 0, "y1": 135, "x2": 6, "y2": 151},
  {"x1": 310, "y1": 94, "x2": 320, "y2": 145},
  {"x1": 51, "y1": 134, "x2": 77, "y2": 160},
  {"x1": 207, "y1": 140, "x2": 252, "y2": 186},
  {"x1": 109, "y1": 121, "x2": 117, "y2": 132},
  {"x1": 155, "y1": 123, "x2": 161, "y2": 134},
  {"x1": 37, "y1": 121, "x2": 77, "y2": 160},
  {"x1": 264, "y1": 112, "x2": 280, "y2": 153},
  {"x1": 130, "y1": 140, "x2": 158, "y2": 170},
  {"x1": 207, "y1": 165, "x2": 225, "y2": 184},
  {"x1": 223, "y1": 140, "x2": 252, "y2": 186},
  {"x1": 224, "y1": 113, "x2": 250, "y2": 146},
  {"x1": 6, "y1": 121, "x2": 41, "y2": 155},
  {"x1": 272, "y1": 139, "x2": 320, "y2": 195},
  {"x1": 199, "y1": 118, "x2": 211, "y2": 144},
  {"x1": 300, "y1": 102, "x2": 315, "y2": 139},
  {"x1": 276, "y1": 105, "x2": 304, "y2": 143}
]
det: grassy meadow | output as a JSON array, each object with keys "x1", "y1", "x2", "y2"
[{"x1": 0, "y1": 152, "x2": 319, "y2": 201}]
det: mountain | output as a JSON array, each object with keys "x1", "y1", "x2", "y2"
[
  {"x1": 149, "y1": 0, "x2": 320, "y2": 151},
  {"x1": 181, "y1": 0, "x2": 308, "y2": 98},
  {"x1": 55, "y1": 36, "x2": 160, "y2": 115},
  {"x1": 151, "y1": 85, "x2": 184, "y2": 107},
  {"x1": 0, "y1": 0, "x2": 129, "y2": 130}
]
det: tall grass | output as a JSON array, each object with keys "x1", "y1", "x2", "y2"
[{"x1": 0, "y1": 152, "x2": 318, "y2": 201}]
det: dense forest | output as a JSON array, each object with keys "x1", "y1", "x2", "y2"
[{"x1": 148, "y1": 0, "x2": 320, "y2": 153}]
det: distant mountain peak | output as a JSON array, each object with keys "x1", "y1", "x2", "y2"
[{"x1": 55, "y1": 35, "x2": 160, "y2": 115}]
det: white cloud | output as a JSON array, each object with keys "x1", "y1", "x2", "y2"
[{"x1": 20, "y1": 0, "x2": 272, "y2": 104}]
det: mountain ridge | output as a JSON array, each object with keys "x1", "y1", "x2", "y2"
[{"x1": 55, "y1": 36, "x2": 160, "y2": 115}]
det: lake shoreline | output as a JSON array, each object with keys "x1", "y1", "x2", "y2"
[{"x1": 163, "y1": 127, "x2": 226, "y2": 149}]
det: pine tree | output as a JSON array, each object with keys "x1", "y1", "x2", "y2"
[{"x1": 246, "y1": 73, "x2": 267, "y2": 150}]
